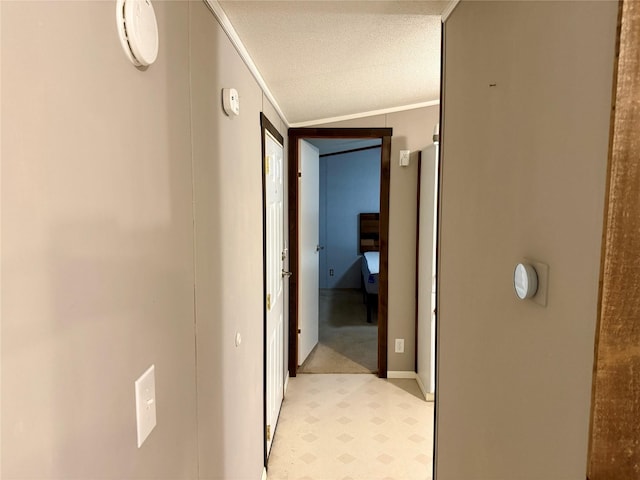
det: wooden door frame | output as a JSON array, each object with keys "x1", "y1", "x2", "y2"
[
  {"x1": 587, "y1": 1, "x2": 640, "y2": 478},
  {"x1": 287, "y1": 127, "x2": 392, "y2": 378}
]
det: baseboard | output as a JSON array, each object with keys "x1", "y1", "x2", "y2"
[
  {"x1": 388, "y1": 371, "x2": 435, "y2": 402},
  {"x1": 387, "y1": 370, "x2": 417, "y2": 379},
  {"x1": 415, "y1": 373, "x2": 428, "y2": 399},
  {"x1": 261, "y1": 467, "x2": 267, "y2": 480},
  {"x1": 415, "y1": 374, "x2": 435, "y2": 402}
]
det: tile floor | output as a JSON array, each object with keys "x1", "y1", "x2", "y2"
[{"x1": 267, "y1": 374, "x2": 434, "y2": 480}]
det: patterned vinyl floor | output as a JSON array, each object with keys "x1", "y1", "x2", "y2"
[{"x1": 267, "y1": 374, "x2": 434, "y2": 480}]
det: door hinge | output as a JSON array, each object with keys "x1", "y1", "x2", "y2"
[
  {"x1": 265, "y1": 156, "x2": 270, "y2": 175},
  {"x1": 266, "y1": 424, "x2": 271, "y2": 441},
  {"x1": 267, "y1": 294, "x2": 271, "y2": 311}
]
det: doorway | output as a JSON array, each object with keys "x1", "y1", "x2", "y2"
[
  {"x1": 288, "y1": 128, "x2": 392, "y2": 378},
  {"x1": 298, "y1": 139, "x2": 382, "y2": 374}
]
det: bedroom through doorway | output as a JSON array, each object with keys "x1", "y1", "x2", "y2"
[
  {"x1": 288, "y1": 128, "x2": 392, "y2": 378},
  {"x1": 298, "y1": 140, "x2": 382, "y2": 374}
]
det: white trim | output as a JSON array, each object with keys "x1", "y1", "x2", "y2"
[
  {"x1": 261, "y1": 467, "x2": 267, "y2": 480},
  {"x1": 415, "y1": 374, "x2": 435, "y2": 402},
  {"x1": 387, "y1": 371, "x2": 417, "y2": 379},
  {"x1": 284, "y1": 372, "x2": 290, "y2": 394},
  {"x1": 441, "y1": 0, "x2": 461, "y2": 22},
  {"x1": 290, "y1": 100, "x2": 441, "y2": 128},
  {"x1": 415, "y1": 373, "x2": 428, "y2": 398},
  {"x1": 204, "y1": 0, "x2": 290, "y2": 127}
]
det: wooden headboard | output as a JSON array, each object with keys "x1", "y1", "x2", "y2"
[{"x1": 359, "y1": 213, "x2": 380, "y2": 253}]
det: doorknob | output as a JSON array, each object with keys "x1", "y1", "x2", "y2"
[
  {"x1": 316, "y1": 245, "x2": 325, "y2": 252},
  {"x1": 282, "y1": 270, "x2": 292, "y2": 278}
]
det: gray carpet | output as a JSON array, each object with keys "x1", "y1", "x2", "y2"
[{"x1": 298, "y1": 289, "x2": 377, "y2": 374}]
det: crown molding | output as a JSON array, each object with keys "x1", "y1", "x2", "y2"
[
  {"x1": 204, "y1": 1, "x2": 444, "y2": 129},
  {"x1": 204, "y1": 0, "x2": 290, "y2": 127},
  {"x1": 441, "y1": 0, "x2": 461, "y2": 22},
  {"x1": 290, "y1": 100, "x2": 440, "y2": 128}
]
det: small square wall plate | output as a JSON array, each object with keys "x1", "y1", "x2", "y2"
[
  {"x1": 135, "y1": 365, "x2": 157, "y2": 447},
  {"x1": 525, "y1": 258, "x2": 549, "y2": 307}
]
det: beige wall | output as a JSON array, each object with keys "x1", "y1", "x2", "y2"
[
  {"x1": 316, "y1": 106, "x2": 440, "y2": 372},
  {"x1": 436, "y1": 1, "x2": 617, "y2": 478},
  {"x1": 1, "y1": 2, "x2": 198, "y2": 477},
  {"x1": 190, "y1": 4, "x2": 282, "y2": 478},
  {"x1": 1, "y1": 1, "x2": 286, "y2": 478}
]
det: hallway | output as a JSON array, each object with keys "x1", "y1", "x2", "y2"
[
  {"x1": 267, "y1": 374, "x2": 434, "y2": 480},
  {"x1": 298, "y1": 290, "x2": 377, "y2": 374}
]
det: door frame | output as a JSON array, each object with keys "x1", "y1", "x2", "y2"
[
  {"x1": 287, "y1": 127, "x2": 393, "y2": 378},
  {"x1": 261, "y1": 113, "x2": 285, "y2": 467},
  {"x1": 587, "y1": 1, "x2": 640, "y2": 477}
]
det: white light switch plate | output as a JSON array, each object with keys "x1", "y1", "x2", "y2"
[
  {"x1": 135, "y1": 365, "x2": 156, "y2": 448},
  {"x1": 395, "y1": 339, "x2": 405, "y2": 353}
]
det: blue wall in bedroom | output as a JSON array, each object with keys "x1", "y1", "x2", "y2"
[{"x1": 319, "y1": 148, "x2": 381, "y2": 289}]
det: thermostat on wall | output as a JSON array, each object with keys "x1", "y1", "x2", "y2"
[
  {"x1": 116, "y1": 0, "x2": 159, "y2": 67},
  {"x1": 514, "y1": 263, "x2": 538, "y2": 300},
  {"x1": 222, "y1": 88, "x2": 240, "y2": 116}
]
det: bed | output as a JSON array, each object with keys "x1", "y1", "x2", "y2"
[{"x1": 359, "y1": 213, "x2": 379, "y2": 323}]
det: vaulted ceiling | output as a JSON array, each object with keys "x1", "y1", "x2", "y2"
[{"x1": 215, "y1": 1, "x2": 450, "y2": 126}]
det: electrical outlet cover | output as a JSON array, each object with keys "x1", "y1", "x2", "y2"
[
  {"x1": 399, "y1": 150, "x2": 411, "y2": 166},
  {"x1": 135, "y1": 365, "x2": 157, "y2": 448}
]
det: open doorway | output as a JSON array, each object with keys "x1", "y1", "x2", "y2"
[
  {"x1": 288, "y1": 128, "x2": 392, "y2": 378},
  {"x1": 297, "y1": 138, "x2": 382, "y2": 374}
]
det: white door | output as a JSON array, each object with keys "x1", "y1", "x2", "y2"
[
  {"x1": 298, "y1": 139, "x2": 320, "y2": 366},
  {"x1": 417, "y1": 142, "x2": 439, "y2": 396},
  {"x1": 264, "y1": 130, "x2": 285, "y2": 456}
]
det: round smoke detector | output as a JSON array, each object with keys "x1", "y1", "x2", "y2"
[{"x1": 116, "y1": 0, "x2": 159, "y2": 67}]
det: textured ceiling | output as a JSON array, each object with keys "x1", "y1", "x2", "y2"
[{"x1": 218, "y1": 1, "x2": 447, "y2": 126}]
